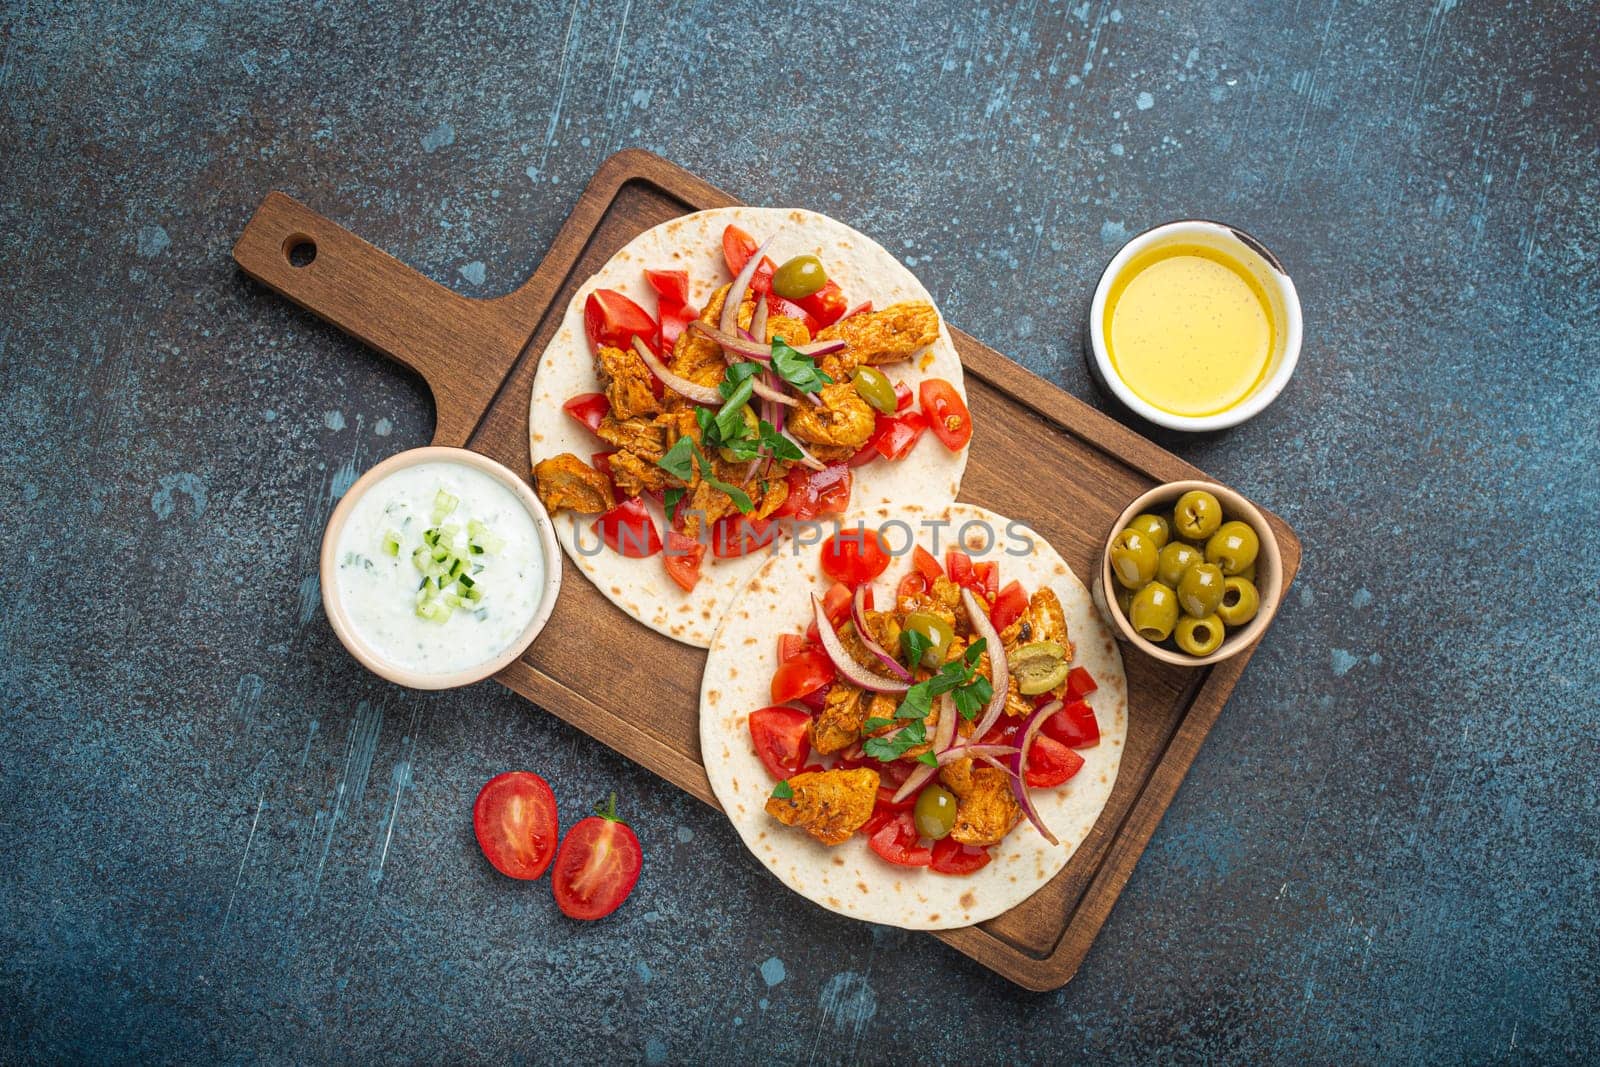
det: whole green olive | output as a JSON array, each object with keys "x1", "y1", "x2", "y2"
[
  {"x1": 1128, "y1": 582, "x2": 1179, "y2": 642},
  {"x1": 1235, "y1": 559, "x2": 1257, "y2": 583},
  {"x1": 1177, "y1": 562, "x2": 1226, "y2": 618},
  {"x1": 1206, "y1": 520, "x2": 1261, "y2": 575},
  {"x1": 771, "y1": 254, "x2": 827, "y2": 300},
  {"x1": 1156, "y1": 541, "x2": 1203, "y2": 588},
  {"x1": 1173, "y1": 489, "x2": 1223, "y2": 541},
  {"x1": 1175, "y1": 613, "x2": 1225, "y2": 656},
  {"x1": 1109, "y1": 528, "x2": 1159, "y2": 589},
  {"x1": 852, "y1": 366, "x2": 898, "y2": 414},
  {"x1": 1126, "y1": 512, "x2": 1171, "y2": 549},
  {"x1": 913, "y1": 784, "x2": 958, "y2": 840},
  {"x1": 1115, "y1": 584, "x2": 1135, "y2": 619},
  {"x1": 1216, "y1": 576, "x2": 1260, "y2": 626},
  {"x1": 902, "y1": 611, "x2": 954, "y2": 667}
]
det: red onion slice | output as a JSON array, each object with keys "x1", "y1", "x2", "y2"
[
  {"x1": 890, "y1": 693, "x2": 959, "y2": 803},
  {"x1": 1009, "y1": 699, "x2": 1062, "y2": 846},
  {"x1": 935, "y1": 743, "x2": 1021, "y2": 765},
  {"x1": 722, "y1": 234, "x2": 776, "y2": 336},
  {"x1": 782, "y1": 431, "x2": 826, "y2": 471},
  {"x1": 751, "y1": 294, "x2": 770, "y2": 344},
  {"x1": 962, "y1": 588, "x2": 1010, "y2": 741},
  {"x1": 688, "y1": 321, "x2": 846, "y2": 360},
  {"x1": 631, "y1": 337, "x2": 721, "y2": 406},
  {"x1": 812, "y1": 594, "x2": 909, "y2": 694},
  {"x1": 850, "y1": 586, "x2": 911, "y2": 682}
]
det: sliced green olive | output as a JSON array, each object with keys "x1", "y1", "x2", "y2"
[
  {"x1": 1206, "y1": 520, "x2": 1261, "y2": 575},
  {"x1": 771, "y1": 254, "x2": 827, "y2": 300},
  {"x1": 1177, "y1": 562, "x2": 1226, "y2": 618},
  {"x1": 1173, "y1": 489, "x2": 1223, "y2": 541},
  {"x1": 1126, "y1": 512, "x2": 1171, "y2": 549},
  {"x1": 902, "y1": 611, "x2": 954, "y2": 668},
  {"x1": 1157, "y1": 542, "x2": 1202, "y2": 588},
  {"x1": 1129, "y1": 582, "x2": 1179, "y2": 642},
  {"x1": 1109, "y1": 528, "x2": 1159, "y2": 590},
  {"x1": 716, "y1": 405, "x2": 760, "y2": 462},
  {"x1": 1012, "y1": 640, "x2": 1069, "y2": 695},
  {"x1": 913, "y1": 784, "x2": 958, "y2": 840},
  {"x1": 1216, "y1": 577, "x2": 1260, "y2": 626},
  {"x1": 852, "y1": 366, "x2": 898, "y2": 414},
  {"x1": 1175, "y1": 613, "x2": 1225, "y2": 656}
]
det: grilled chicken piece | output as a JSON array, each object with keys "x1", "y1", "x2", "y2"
[
  {"x1": 765, "y1": 768, "x2": 880, "y2": 846},
  {"x1": 595, "y1": 344, "x2": 661, "y2": 420},
  {"x1": 765, "y1": 315, "x2": 811, "y2": 346},
  {"x1": 594, "y1": 414, "x2": 668, "y2": 462},
  {"x1": 816, "y1": 301, "x2": 940, "y2": 371},
  {"x1": 534, "y1": 453, "x2": 615, "y2": 514},
  {"x1": 670, "y1": 283, "x2": 756, "y2": 389},
  {"x1": 607, "y1": 449, "x2": 672, "y2": 498},
  {"x1": 786, "y1": 381, "x2": 876, "y2": 450},
  {"x1": 940, "y1": 762, "x2": 1021, "y2": 848},
  {"x1": 812, "y1": 684, "x2": 867, "y2": 754}
]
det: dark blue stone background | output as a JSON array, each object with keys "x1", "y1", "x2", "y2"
[{"x1": 2, "y1": 0, "x2": 1596, "y2": 1062}]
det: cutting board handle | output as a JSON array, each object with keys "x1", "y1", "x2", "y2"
[{"x1": 232, "y1": 191, "x2": 538, "y2": 447}]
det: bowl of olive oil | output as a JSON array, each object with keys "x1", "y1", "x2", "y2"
[{"x1": 1085, "y1": 220, "x2": 1301, "y2": 432}]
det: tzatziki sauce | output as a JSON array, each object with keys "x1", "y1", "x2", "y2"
[{"x1": 333, "y1": 461, "x2": 544, "y2": 676}]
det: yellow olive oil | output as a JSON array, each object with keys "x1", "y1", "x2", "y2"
[{"x1": 1103, "y1": 243, "x2": 1276, "y2": 418}]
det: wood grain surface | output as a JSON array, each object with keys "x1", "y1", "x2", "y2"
[{"x1": 233, "y1": 149, "x2": 1301, "y2": 990}]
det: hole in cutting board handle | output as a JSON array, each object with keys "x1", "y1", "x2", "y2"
[{"x1": 284, "y1": 234, "x2": 317, "y2": 268}]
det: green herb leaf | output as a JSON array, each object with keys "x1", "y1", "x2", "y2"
[
  {"x1": 862, "y1": 717, "x2": 928, "y2": 762},
  {"x1": 770, "y1": 338, "x2": 834, "y2": 394},
  {"x1": 916, "y1": 751, "x2": 939, "y2": 767},
  {"x1": 713, "y1": 376, "x2": 755, "y2": 440},
  {"x1": 862, "y1": 716, "x2": 896, "y2": 733},
  {"x1": 691, "y1": 444, "x2": 754, "y2": 513},
  {"x1": 657, "y1": 436, "x2": 696, "y2": 482},
  {"x1": 901, "y1": 628, "x2": 931, "y2": 670},
  {"x1": 770, "y1": 781, "x2": 794, "y2": 799},
  {"x1": 663, "y1": 487, "x2": 685, "y2": 516}
]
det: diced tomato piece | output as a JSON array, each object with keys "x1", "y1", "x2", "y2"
[
  {"x1": 979, "y1": 717, "x2": 1021, "y2": 749},
  {"x1": 590, "y1": 451, "x2": 616, "y2": 485},
  {"x1": 873, "y1": 410, "x2": 927, "y2": 461},
  {"x1": 796, "y1": 279, "x2": 848, "y2": 328},
  {"x1": 765, "y1": 295, "x2": 821, "y2": 337},
  {"x1": 772, "y1": 463, "x2": 852, "y2": 521},
  {"x1": 875, "y1": 783, "x2": 916, "y2": 813},
  {"x1": 592, "y1": 497, "x2": 662, "y2": 558},
  {"x1": 859, "y1": 808, "x2": 896, "y2": 837},
  {"x1": 945, "y1": 550, "x2": 974, "y2": 589},
  {"x1": 563, "y1": 392, "x2": 610, "y2": 434},
  {"x1": 1042, "y1": 699, "x2": 1101, "y2": 749},
  {"x1": 894, "y1": 380, "x2": 914, "y2": 411},
  {"x1": 867, "y1": 812, "x2": 932, "y2": 867},
  {"x1": 777, "y1": 633, "x2": 809, "y2": 662},
  {"x1": 877, "y1": 757, "x2": 915, "y2": 789},
  {"x1": 748, "y1": 706, "x2": 813, "y2": 779},
  {"x1": 584, "y1": 289, "x2": 658, "y2": 351},
  {"x1": 721, "y1": 225, "x2": 775, "y2": 293},
  {"x1": 911, "y1": 546, "x2": 943, "y2": 583},
  {"x1": 820, "y1": 581, "x2": 853, "y2": 624},
  {"x1": 710, "y1": 515, "x2": 777, "y2": 558},
  {"x1": 919, "y1": 378, "x2": 972, "y2": 451},
  {"x1": 972, "y1": 560, "x2": 999, "y2": 600},
  {"x1": 896, "y1": 572, "x2": 927, "y2": 600},
  {"x1": 1024, "y1": 734, "x2": 1085, "y2": 789},
  {"x1": 821, "y1": 528, "x2": 890, "y2": 587},
  {"x1": 990, "y1": 580, "x2": 1029, "y2": 632},
  {"x1": 662, "y1": 528, "x2": 706, "y2": 592},
  {"x1": 798, "y1": 683, "x2": 831, "y2": 714},
  {"x1": 1064, "y1": 666, "x2": 1098, "y2": 701},
  {"x1": 930, "y1": 837, "x2": 992, "y2": 875},
  {"x1": 644, "y1": 268, "x2": 689, "y2": 306},
  {"x1": 771, "y1": 649, "x2": 835, "y2": 704},
  {"x1": 659, "y1": 306, "x2": 693, "y2": 350}
]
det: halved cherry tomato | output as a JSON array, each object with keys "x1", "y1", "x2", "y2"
[
  {"x1": 873, "y1": 410, "x2": 927, "y2": 461},
  {"x1": 919, "y1": 378, "x2": 972, "y2": 451},
  {"x1": 1024, "y1": 734, "x2": 1085, "y2": 789},
  {"x1": 1042, "y1": 699, "x2": 1100, "y2": 749},
  {"x1": 911, "y1": 545, "x2": 943, "y2": 584},
  {"x1": 551, "y1": 793, "x2": 643, "y2": 920},
  {"x1": 772, "y1": 463, "x2": 852, "y2": 522},
  {"x1": 472, "y1": 771, "x2": 560, "y2": 881},
  {"x1": 590, "y1": 451, "x2": 616, "y2": 485},
  {"x1": 894, "y1": 380, "x2": 914, "y2": 411},
  {"x1": 749, "y1": 706, "x2": 813, "y2": 779},
  {"x1": 593, "y1": 497, "x2": 662, "y2": 558},
  {"x1": 896, "y1": 572, "x2": 927, "y2": 600},
  {"x1": 990, "y1": 580, "x2": 1029, "y2": 632},
  {"x1": 796, "y1": 279, "x2": 848, "y2": 328},
  {"x1": 821, "y1": 528, "x2": 890, "y2": 587},
  {"x1": 563, "y1": 392, "x2": 610, "y2": 434},
  {"x1": 1064, "y1": 666, "x2": 1098, "y2": 702},
  {"x1": 644, "y1": 268, "x2": 689, "y2": 306},
  {"x1": 945, "y1": 550, "x2": 974, "y2": 589},
  {"x1": 584, "y1": 289, "x2": 657, "y2": 351},
  {"x1": 662, "y1": 528, "x2": 706, "y2": 592},
  {"x1": 710, "y1": 515, "x2": 777, "y2": 558},
  {"x1": 972, "y1": 561, "x2": 999, "y2": 600},
  {"x1": 868, "y1": 812, "x2": 932, "y2": 867},
  {"x1": 777, "y1": 633, "x2": 810, "y2": 663},
  {"x1": 722, "y1": 225, "x2": 775, "y2": 293},
  {"x1": 771, "y1": 648, "x2": 835, "y2": 704},
  {"x1": 930, "y1": 837, "x2": 991, "y2": 875}
]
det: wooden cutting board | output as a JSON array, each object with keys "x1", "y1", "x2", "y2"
[{"x1": 233, "y1": 150, "x2": 1301, "y2": 990}]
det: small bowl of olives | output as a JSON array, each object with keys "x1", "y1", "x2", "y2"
[{"x1": 1099, "y1": 480, "x2": 1282, "y2": 666}]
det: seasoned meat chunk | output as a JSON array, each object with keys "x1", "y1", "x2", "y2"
[
  {"x1": 942, "y1": 764, "x2": 1021, "y2": 848},
  {"x1": 595, "y1": 344, "x2": 661, "y2": 420},
  {"x1": 811, "y1": 684, "x2": 866, "y2": 754},
  {"x1": 534, "y1": 453, "x2": 615, "y2": 514},
  {"x1": 607, "y1": 448, "x2": 672, "y2": 498},
  {"x1": 594, "y1": 414, "x2": 668, "y2": 462},
  {"x1": 816, "y1": 301, "x2": 940, "y2": 368},
  {"x1": 786, "y1": 381, "x2": 876, "y2": 450},
  {"x1": 1000, "y1": 587, "x2": 1073, "y2": 662},
  {"x1": 670, "y1": 283, "x2": 755, "y2": 389},
  {"x1": 764, "y1": 768, "x2": 880, "y2": 846},
  {"x1": 765, "y1": 314, "x2": 811, "y2": 346}
]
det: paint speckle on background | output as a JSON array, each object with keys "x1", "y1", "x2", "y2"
[
  {"x1": 136, "y1": 225, "x2": 171, "y2": 257},
  {"x1": 458, "y1": 261, "x2": 486, "y2": 286},
  {"x1": 1137, "y1": 91, "x2": 1155, "y2": 110},
  {"x1": 323, "y1": 410, "x2": 345, "y2": 430},
  {"x1": 421, "y1": 122, "x2": 455, "y2": 152},
  {"x1": 759, "y1": 956, "x2": 785, "y2": 987},
  {"x1": 374, "y1": 418, "x2": 392, "y2": 436},
  {"x1": 150, "y1": 472, "x2": 208, "y2": 520}
]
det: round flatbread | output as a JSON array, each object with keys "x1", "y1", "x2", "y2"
[
  {"x1": 700, "y1": 503, "x2": 1127, "y2": 930},
  {"x1": 528, "y1": 207, "x2": 969, "y2": 648}
]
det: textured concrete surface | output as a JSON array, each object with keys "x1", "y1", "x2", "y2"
[{"x1": 2, "y1": 0, "x2": 1597, "y2": 1062}]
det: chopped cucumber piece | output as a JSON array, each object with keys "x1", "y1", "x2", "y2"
[
  {"x1": 382, "y1": 531, "x2": 402, "y2": 557},
  {"x1": 431, "y1": 489, "x2": 459, "y2": 523},
  {"x1": 415, "y1": 599, "x2": 452, "y2": 622}
]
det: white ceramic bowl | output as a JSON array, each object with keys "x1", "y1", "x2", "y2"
[
  {"x1": 1086, "y1": 219, "x2": 1302, "y2": 432},
  {"x1": 320, "y1": 446, "x2": 561, "y2": 690}
]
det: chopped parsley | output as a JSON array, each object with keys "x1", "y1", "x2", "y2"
[
  {"x1": 769, "y1": 337, "x2": 834, "y2": 394},
  {"x1": 863, "y1": 638, "x2": 994, "y2": 764},
  {"x1": 770, "y1": 780, "x2": 794, "y2": 799},
  {"x1": 656, "y1": 435, "x2": 754, "y2": 514}
]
